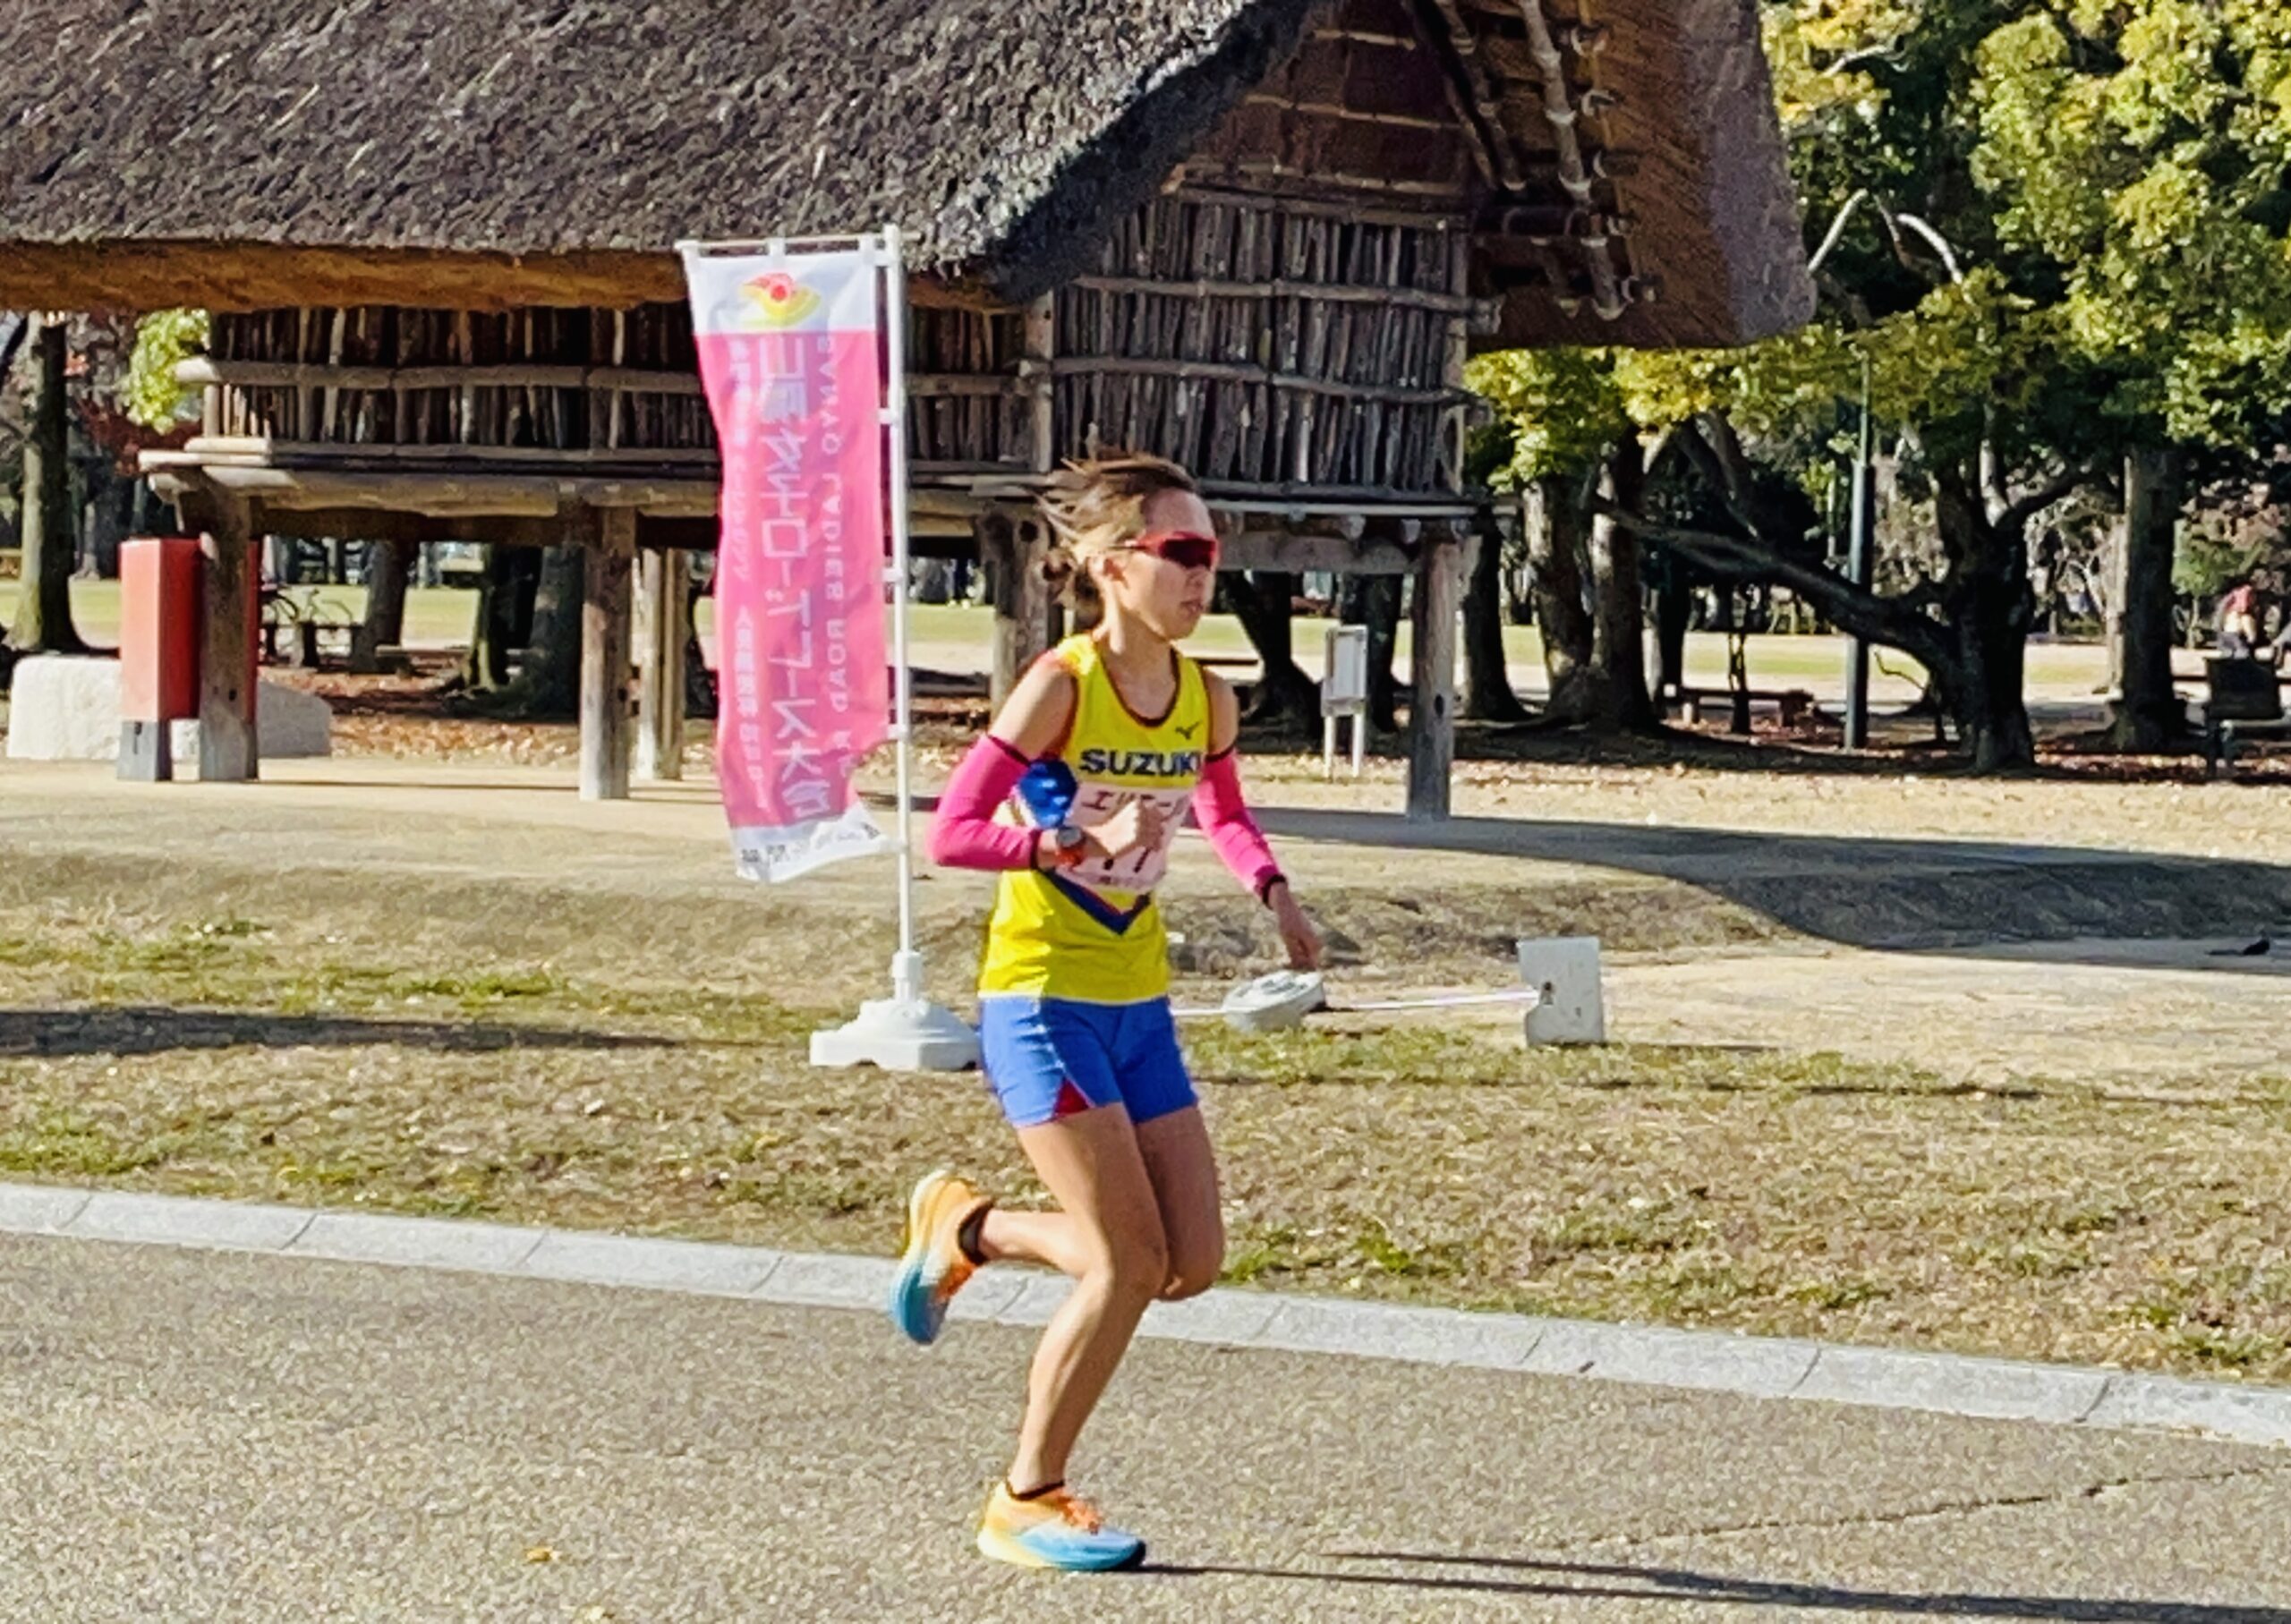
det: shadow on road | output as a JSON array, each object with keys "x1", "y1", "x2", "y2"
[
  {"x1": 0, "y1": 1007, "x2": 671, "y2": 1059},
  {"x1": 1153, "y1": 1551, "x2": 2291, "y2": 1620},
  {"x1": 1254, "y1": 810, "x2": 2291, "y2": 973}
]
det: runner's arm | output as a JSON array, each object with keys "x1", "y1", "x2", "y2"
[
  {"x1": 1191, "y1": 671, "x2": 1284, "y2": 902},
  {"x1": 924, "y1": 659, "x2": 1077, "y2": 871}
]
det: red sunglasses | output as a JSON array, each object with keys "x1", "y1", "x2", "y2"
[{"x1": 1123, "y1": 531, "x2": 1222, "y2": 572}]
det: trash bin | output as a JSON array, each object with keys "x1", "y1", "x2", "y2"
[{"x1": 117, "y1": 537, "x2": 204, "y2": 781}]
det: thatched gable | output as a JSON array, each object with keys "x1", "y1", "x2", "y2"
[{"x1": 0, "y1": 0, "x2": 1810, "y2": 347}]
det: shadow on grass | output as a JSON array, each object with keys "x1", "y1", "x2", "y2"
[
  {"x1": 1149, "y1": 1551, "x2": 2291, "y2": 1621},
  {"x1": 0, "y1": 1007, "x2": 672, "y2": 1059}
]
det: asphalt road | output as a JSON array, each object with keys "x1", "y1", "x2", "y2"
[{"x1": 3, "y1": 1236, "x2": 2288, "y2": 1622}]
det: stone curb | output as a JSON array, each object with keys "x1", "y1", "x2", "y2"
[{"x1": 4, "y1": 1181, "x2": 2287, "y2": 1450}]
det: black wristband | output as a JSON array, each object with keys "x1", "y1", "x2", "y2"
[{"x1": 1256, "y1": 872, "x2": 1289, "y2": 906}]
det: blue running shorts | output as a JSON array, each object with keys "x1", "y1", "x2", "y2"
[{"x1": 977, "y1": 996, "x2": 1198, "y2": 1129}]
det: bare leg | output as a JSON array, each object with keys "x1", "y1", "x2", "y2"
[
  {"x1": 976, "y1": 1207, "x2": 1091, "y2": 1277},
  {"x1": 1134, "y1": 1106, "x2": 1224, "y2": 1300},
  {"x1": 1003, "y1": 1104, "x2": 1168, "y2": 1493}
]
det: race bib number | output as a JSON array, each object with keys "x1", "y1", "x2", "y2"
[{"x1": 1064, "y1": 784, "x2": 1192, "y2": 894}]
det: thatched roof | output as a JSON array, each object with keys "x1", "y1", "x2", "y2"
[
  {"x1": 0, "y1": 0, "x2": 1321, "y2": 300},
  {"x1": 0, "y1": 0, "x2": 1810, "y2": 347}
]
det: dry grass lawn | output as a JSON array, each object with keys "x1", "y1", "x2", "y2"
[{"x1": 4, "y1": 893, "x2": 2287, "y2": 1385}]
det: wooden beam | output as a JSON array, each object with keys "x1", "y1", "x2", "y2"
[
  {"x1": 197, "y1": 496, "x2": 260, "y2": 783},
  {"x1": 581, "y1": 507, "x2": 636, "y2": 801},
  {"x1": 634, "y1": 546, "x2": 689, "y2": 782},
  {"x1": 0, "y1": 242, "x2": 992, "y2": 317},
  {"x1": 1064, "y1": 273, "x2": 1479, "y2": 314},
  {"x1": 1222, "y1": 533, "x2": 1418, "y2": 574},
  {"x1": 242, "y1": 505, "x2": 571, "y2": 548},
  {"x1": 1407, "y1": 537, "x2": 1464, "y2": 820},
  {"x1": 145, "y1": 459, "x2": 723, "y2": 521}
]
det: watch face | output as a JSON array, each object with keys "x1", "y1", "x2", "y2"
[{"x1": 1056, "y1": 826, "x2": 1086, "y2": 852}]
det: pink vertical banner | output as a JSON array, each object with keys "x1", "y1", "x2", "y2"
[{"x1": 684, "y1": 244, "x2": 891, "y2": 882}]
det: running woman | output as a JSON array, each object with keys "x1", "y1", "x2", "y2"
[{"x1": 890, "y1": 452, "x2": 1321, "y2": 1572}]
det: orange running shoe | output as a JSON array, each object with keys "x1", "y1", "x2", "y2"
[
  {"x1": 887, "y1": 1169, "x2": 990, "y2": 1346},
  {"x1": 975, "y1": 1482, "x2": 1146, "y2": 1571}
]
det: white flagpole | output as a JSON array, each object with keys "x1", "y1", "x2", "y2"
[
  {"x1": 805, "y1": 225, "x2": 978, "y2": 1072},
  {"x1": 881, "y1": 224, "x2": 921, "y2": 999}
]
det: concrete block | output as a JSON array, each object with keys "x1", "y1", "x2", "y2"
[
  {"x1": 4, "y1": 656, "x2": 120, "y2": 760},
  {"x1": 71, "y1": 1191, "x2": 310, "y2": 1252},
  {"x1": 2084, "y1": 1374, "x2": 2291, "y2": 1449},
  {"x1": 1252, "y1": 1297, "x2": 1545, "y2": 1370},
  {"x1": 1139, "y1": 1288, "x2": 1281, "y2": 1346},
  {"x1": 944, "y1": 1271, "x2": 1032, "y2": 1322},
  {"x1": 3, "y1": 654, "x2": 330, "y2": 761},
  {"x1": 290, "y1": 1211, "x2": 541, "y2": 1273},
  {"x1": 1795, "y1": 1345, "x2": 2108, "y2": 1425},
  {"x1": 521, "y1": 1231, "x2": 782, "y2": 1298},
  {"x1": 758, "y1": 1252, "x2": 897, "y2": 1311},
  {"x1": 1520, "y1": 1319, "x2": 1818, "y2": 1399},
  {"x1": 0, "y1": 1183, "x2": 92, "y2": 1234},
  {"x1": 992, "y1": 1274, "x2": 1074, "y2": 1327}
]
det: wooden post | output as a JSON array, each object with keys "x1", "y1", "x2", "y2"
[
  {"x1": 1025, "y1": 293, "x2": 1057, "y2": 473},
  {"x1": 1406, "y1": 534, "x2": 1462, "y2": 820},
  {"x1": 634, "y1": 545, "x2": 689, "y2": 781},
  {"x1": 581, "y1": 507, "x2": 635, "y2": 800},
  {"x1": 198, "y1": 496, "x2": 260, "y2": 783},
  {"x1": 985, "y1": 511, "x2": 1052, "y2": 707}
]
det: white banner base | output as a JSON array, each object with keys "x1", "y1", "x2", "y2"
[
  {"x1": 809, "y1": 948, "x2": 978, "y2": 1073},
  {"x1": 809, "y1": 997, "x2": 981, "y2": 1073}
]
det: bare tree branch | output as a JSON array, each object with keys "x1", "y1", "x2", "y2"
[
  {"x1": 1593, "y1": 499, "x2": 1949, "y2": 667},
  {"x1": 2001, "y1": 464, "x2": 2095, "y2": 531},
  {"x1": 1892, "y1": 213, "x2": 1965, "y2": 284},
  {"x1": 1808, "y1": 190, "x2": 1878, "y2": 276}
]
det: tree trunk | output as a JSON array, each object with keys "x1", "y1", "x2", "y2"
[
  {"x1": 363, "y1": 539, "x2": 412, "y2": 648},
  {"x1": 1339, "y1": 574, "x2": 1402, "y2": 732},
  {"x1": 1655, "y1": 571, "x2": 1691, "y2": 702},
  {"x1": 1223, "y1": 570, "x2": 1318, "y2": 725},
  {"x1": 2104, "y1": 446, "x2": 2185, "y2": 752},
  {"x1": 1460, "y1": 515, "x2": 1527, "y2": 721},
  {"x1": 502, "y1": 543, "x2": 584, "y2": 716},
  {"x1": 1584, "y1": 441, "x2": 1658, "y2": 732},
  {"x1": 1525, "y1": 474, "x2": 1594, "y2": 718},
  {"x1": 7, "y1": 320, "x2": 85, "y2": 655},
  {"x1": 459, "y1": 545, "x2": 537, "y2": 693},
  {"x1": 81, "y1": 460, "x2": 135, "y2": 580},
  {"x1": 1932, "y1": 489, "x2": 2038, "y2": 772}
]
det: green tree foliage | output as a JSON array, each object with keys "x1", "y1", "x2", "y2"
[
  {"x1": 123, "y1": 310, "x2": 209, "y2": 432},
  {"x1": 1473, "y1": 0, "x2": 2291, "y2": 768}
]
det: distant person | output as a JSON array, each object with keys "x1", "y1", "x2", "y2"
[{"x1": 2218, "y1": 578, "x2": 2261, "y2": 657}]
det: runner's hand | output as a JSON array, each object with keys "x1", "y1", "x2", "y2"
[
  {"x1": 1269, "y1": 883, "x2": 1323, "y2": 971},
  {"x1": 1086, "y1": 798, "x2": 1167, "y2": 862}
]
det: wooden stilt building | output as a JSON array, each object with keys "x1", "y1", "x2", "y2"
[{"x1": 0, "y1": 0, "x2": 1810, "y2": 813}]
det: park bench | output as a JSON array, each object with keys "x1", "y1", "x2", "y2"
[
  {"x1": 2198, "y1": 655, "x2": 2289, "y2": 779},
  {"x1": 1670, "y1": 685, "x2": 1816, "y2": 731}
]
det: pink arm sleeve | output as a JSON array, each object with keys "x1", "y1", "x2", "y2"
[
  {"x1": 1191, "y1": 748, "x2": 1285, "y2": 902},
  {"x1": 926, "y1": 736, "x2": 1041, "y2": 872}
]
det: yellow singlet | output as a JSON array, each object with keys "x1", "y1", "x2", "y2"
[{"x1": 976, "y1": 634, "x2": 1211, "y2": 1003}]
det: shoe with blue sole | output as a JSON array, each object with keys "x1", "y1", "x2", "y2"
[
  {"x1": 976, "y1": 1482, "x2": 1146, "y2": 1572},
  {"x1": 887, "y1": 1169, "x2": 990, "y2": 1347}
]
